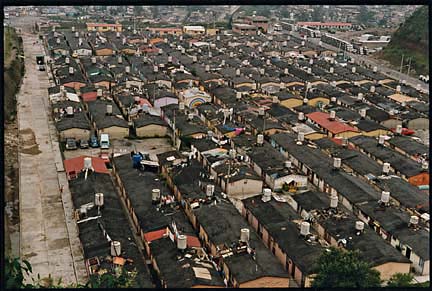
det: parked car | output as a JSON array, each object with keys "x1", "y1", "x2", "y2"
[
  {"x1": 89, "y1": 135, "x2": 99, "y2": 148},
  {"x1": 65, "y1": 138, "x2": 77, "y2": 150},
  {"x1": 100, "y1": 133, "x2": 110, "y2": 149},
  {"x1": 79, "y1": 139, "x2": 89, "y2": 149}
]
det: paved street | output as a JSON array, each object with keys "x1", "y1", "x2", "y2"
[
  {"x1": 290, "y1": 31, "x2": 429, "y2": 94},
  {"x1": 16, "y1": 28, "x2": 87, "y2": 285}
]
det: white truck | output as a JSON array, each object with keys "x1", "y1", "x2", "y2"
[{"x1": 100, "y1": 133, "x2": 110, "y2": 149}]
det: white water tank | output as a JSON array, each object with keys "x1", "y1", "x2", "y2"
[
  {"x1": 95, "y1": 193, "x2": 104, "y2": 207},
  {"x1": 116, "y1": 31, "x2": 120, "y2": 38},
  {"x1": 396, "y1": 85, "x2": 401, "y2": 92},
  {"x1": 230, "y1": 51, "x2": 234, "y2": 57},
  {"x1": 298, "y1": 112, "x2": 305, "y2": 121},
  {"x1": 329, "y1": 67, "x2": 334, "y2": 74},
  {"x1": 262, "y1": 189, "x2": 272, "y2": 203},
  {"x1": 236, "y1": 92, "x2": 242, "y2": 100},
  {"x1": 158, "y1": 48, "x2": 163, "y2": 55},
  {"x1": 177, "y1": 234, "x2": 187, "y2": 250},
  {"x1": 117, "y1": 56, "x2": 122, "y2": 64},
  {"x1": 330, "y1": 195, "x2": 338, "y2": 208},
  {"x1": 235, "y1": 69, "x2": 240, "y2": 76},
  {"x1": 307, "y1": 67, "x2": 312, "y2": 74},
  {"x1": 331, "y1": 81, "x2": 336, "y2": 87},
  {"x1": 221, "y1": 60, "x2": 225, "y2": 66},
  {"x1": 153, "y1": 65, "x2": 158, "y2": 72},
  {"x1": 106, "y1": 104, "x2": 113, "y2": 115},
  {"x1": 333, "y1": 157, "x2": 341, "y2": 169},
  {"x1": 381, "y1": 191, "x2": 390, "y2": 203},
  {"x1": 66, "y1": 106, "x2": 73, "y2": 116},
  {"x1": 91, "y1": 57, "x2": 96, "y2": 64},
  {"x1": 300, "y1": 221, "x2": 310, "y2": 236},
  {"x1": 229, "y1": 149, "x2": 236, "y2": 159},
  {"x1": 207, "y1": 130, "x2": 213, "y2": 138},
  {"x1": 206, "y1": 184, "x2": 215, "y2": 197},
  {"x1": 359, "y1": 108, "x2": 367, "y2": 118},
  {"x1": 357, "y1": 93, "x2": 363, "y2": 100},
  {"x1": 257, "y1": 134, "x2": 264, "y2": 145},
  {"x1": 396, "y1": 125, "x2": 402, "y2": 134},
  {"x1": 152, "y1": 189, "x2": 161, "y2": 202},
  {"x1": 373, "y1": 66, "x2": 377, "y2": 73},
  {"x1": 329, "y1": 110, "x2": 336, "y2": 120},
  {"x1": 65, "y1": 57, "x2": 70, "y2": 64},
  {"x1": 422, "y1": 161, "x2": 428, "y2": 170},
  {"x1": 303, "y1": 98, "x2": 309, "y2": 104},
  {"x1": 192, "y1": 56, "x2": 197, "y2": 63},
  {"x1": 168, "y1": 55, "x2": 172, "y2": 63},
  {"x1": 111, "y1": 241, "x2": 121, "y2": 256},
  {"x1": 125, "y1": 66, "x2": 130, "y2": 73},
  {"x1": 382, "y1": 162, "x2": 390, "y2": 174},
  {"x1": 258, "y1": 107, "x2": 265, "y2": 116},
  {"x1": 352, "y1": 67, "x2": 356, "y2": 73},
  {"x1": 56, "y1": 37, "x2": 60, "y2": 44},
  {"x1": 284, "y1": 160, "x2": 292, "y2": 169},
  {"x1": 378, "y1": 135, "x2": 385, "y2": 145},
  {"x1": 298, "y1": 132, "x2": 305, "y2": 142},
  {"x1": 97, "y1": 88, "x2": 102, "y2": 97},
  {"x1": 84, "y1": 157, "x2": 92, "y2": 169},
  {"x1": 355, "y1": 221, "x2": 364, "y2": 231},
  {"x1": 301, "y1": 40, "x2": 305, "y2": 46},
  {"x1": 410, "y1": 216, "x2": 419, "y2": 226},
  {"x1": 205, "y1": 65, "x2": 210, "y2": 72},
  {"x1": 240, "y1": 228, "x2": 250, "y2": 243},
  {"x1": 260, "y1": 68, "x2": 265, "y2": 75},
  {"x1": 309, "y1": 59, "x2": 313, "y2": 65},
  {"x1": 330, "y1": 97, "x2": 336, "y2": 103},
  {"x1": 266, "y1": 59, "x2": 271, "y2": 65},
  {"x1": 188, "y1": 113, "x2": 194, "y2": 121},
  {"x1": 370, "y1": 85, "x2": 375, "y2": 93},
  {"x1": 69, "y1": 67, "x2": 74, "y2": 75},
  {"x1": 179, "y1": 102, "x2": 185, "y2": 110},
  {"x1": 284, "y1": 68, "x2": 289, "y2": 75}
]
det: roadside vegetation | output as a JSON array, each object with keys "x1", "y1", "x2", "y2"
[{"x1": 379, "y1": 6, "x2": 428, "y2": 75}]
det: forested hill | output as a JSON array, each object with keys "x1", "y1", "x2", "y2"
[{"x1": 380, "y1": 6, "x2": 428, "y2": 75}]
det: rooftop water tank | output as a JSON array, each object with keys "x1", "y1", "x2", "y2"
[
  {"x1": 177, "y1": 234, "x2": 187, "y2": 250},
  {"x1": 330, "y1": 195, "x2": 338, "y2": 208},
  {"x1": 240, "y1": 228, "x2": 250, "y2": 243},
  {"x1": 111, "y1": 241, "x2": 121, "y2": 256},
  {"x1": 95, "y1": 193, "x2": 104, "y2": 207},
  {"x1": 300, "y1": 221, "x2": 310, "y2": 236}
]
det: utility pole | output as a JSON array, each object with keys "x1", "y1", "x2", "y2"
[
  {"x1": 399, "y1": 54, "x2": 404, "y2": 74},
  {"x1": 407, "y1": 57, "x2": 412, "y2": 76}
]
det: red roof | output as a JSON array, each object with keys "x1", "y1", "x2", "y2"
[
  {"x1": 139, "y1": 98, "x2": 152, "y2": 107},
  {"x1": 186, "y1": 236, "x2": 201, "y2": 248},
  {"x1": 144, "y1": 228, "x2": 167, "y2": 242},
  {"x1": 149, "y1": 27, "x2": 181, "y2": 32},
  {"x1": 64, "y1": 156, "x2": 109, "y2": 177},
  {"x1": 306, "y1": 112, "x2": 359, "y2": 134}
]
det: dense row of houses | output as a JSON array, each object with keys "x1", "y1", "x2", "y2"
[{"x1": 49, "y1": 20, "x2": 430, "y2": 287}]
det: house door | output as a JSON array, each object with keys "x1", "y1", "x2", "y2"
[{"x1": 405, "y1": 247, "x2": 411, "y2": 260}]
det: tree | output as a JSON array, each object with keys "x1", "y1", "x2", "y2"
[
  {"x1": 5, "y1": 257, "x2": 137, "y2": 288},
  {"x1": 386, "y1": 273, "x2": 414, "y2": 287},
  {"x1": 312, "y1": 247, "x2": 382, "y2": 288}
]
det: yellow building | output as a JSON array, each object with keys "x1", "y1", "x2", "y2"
[{"x1": 86, "y1": 23, "x2": 122, "y2": 32}]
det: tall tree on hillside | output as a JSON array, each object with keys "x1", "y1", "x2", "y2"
[{"x1": 312, "y1": 248, "x2": 382, "y2": 288}]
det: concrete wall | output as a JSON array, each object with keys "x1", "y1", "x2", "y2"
[
  {"x1": 225, "y1": 179, "x2": 263, "y2": 198},
  {"x1": 59, "y1": 128, "x2": 91, "y2": 141},
  {"x1": 97, "y1": 126, "x2": 129, "y2": 139},
  {"x1": 407, "y1": 118, "x2": 429, "y2": 130},
  {"x1": 136, "y1": 124, "x2": 168, "y2": 138},
  {"x1": 373, "y1": 262, "x2": 411, "y2": 281},
  {"x1": 239, "y1": 276, "x2": 289, "y2": 288}
]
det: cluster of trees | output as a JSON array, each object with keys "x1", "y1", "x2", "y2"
[{"x1": 5, "y1": 257, "x2": 137, "y2": 289}]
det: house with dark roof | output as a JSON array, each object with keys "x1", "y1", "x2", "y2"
[
  {"x1": 134, "y1": 114, "x2": 168, "y2": 138},
  {"x1": 292, "y1": 191, "x2": 412, "y2": 281},
  {"x1": 87, "y1": 99, "x2": 129, "y2": 139},
  {"x1": 52, "y1": 100, "x2": 91, "y2": 141},
  {"x1": 385, "y1": 136, "x2": 429, "y2": 162},
  {"x1": 68, "y1": 170, "x2": 154, "y2": 287}
]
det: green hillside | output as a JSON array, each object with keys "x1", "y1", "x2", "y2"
[{"x1": 380, "y1": 6, "x2": 428, "y2": 75}]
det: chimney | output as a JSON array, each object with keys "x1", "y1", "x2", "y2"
[
  {"x1": 297, "y1": 132, "x2": 305, "y2": 142},
  {"x1": 68, "y1": 67, "x2": 74, "y2": 75},
  {"x1": 330, "y1": 195, "x2": 338, "y2": 208},
  {"x1": 206, "y1": 184, "x2": 215, "y2": 197},
  {"x1": 106, "y1": 104, "x2": 113, "y2": 115},
  {"x1": 333, "y1": 157, "x2": 341, "y2": 169},
  {"x1": 298, "y1": 112, "x2": 305, "y2": 122},
  {"x1": 382, "y1": 162, "x2": 390, "y2": 175},
  {"x1": 395, "y1": 124, "x2": 402, "y2": 135},
  {"x1": 380, "y1": 191, "x2": 390, "y2": 205},
  {"x1": 97, "y1": 88, "x2": 102, "y2": 97},
  {"x1": 329, "y1": 110, "x2": 336, "y2": 120},
  {"x1": 284, "y1": 160, "x2": 293, "y2": 169},
  {"x1": 301, "y1": 40, "x2": 305, "y2": 46}
]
